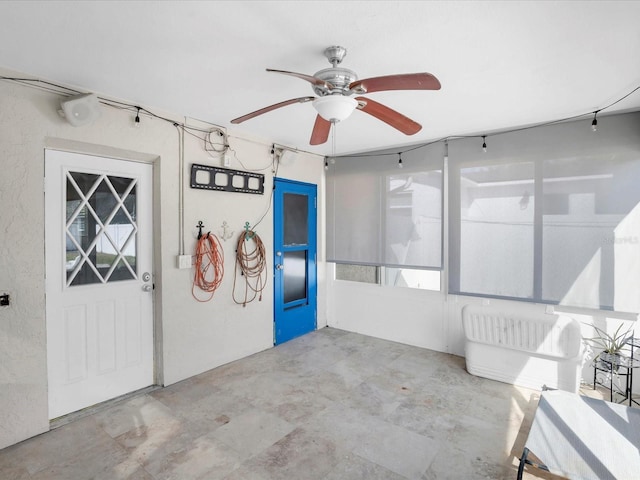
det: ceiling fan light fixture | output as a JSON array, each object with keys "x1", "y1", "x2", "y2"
[{"x1": 312, "y1": 95, "x2": 358, "y2": 123}]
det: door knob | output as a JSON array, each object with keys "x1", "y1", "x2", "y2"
[
  {"x1": 275, "y1": 264, "x2": 284, "y2": 270},
  {"x1": 142, "y1": 284, "x2": 153, "y2": 292}
]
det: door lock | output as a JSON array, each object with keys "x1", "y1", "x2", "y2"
[{"x1": 142, "y1": 272, "x2": 151, "y2": 282}]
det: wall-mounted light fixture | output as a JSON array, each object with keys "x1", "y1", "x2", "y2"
[{"x1": 59, "y1": 93, "x2": 101, "y2": 127}]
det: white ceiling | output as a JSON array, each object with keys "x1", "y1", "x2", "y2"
[{"x1": 0, "y1": 1, "x2": 639, "y2": 156}]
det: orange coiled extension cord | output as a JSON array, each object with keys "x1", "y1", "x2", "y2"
[{"x1": 192, "y1": 232, "x2": 224, "y2": 302}]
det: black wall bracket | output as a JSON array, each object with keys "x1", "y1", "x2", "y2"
[{"x1": 190, "y1": 164, "x2": 264, "y2": 195}]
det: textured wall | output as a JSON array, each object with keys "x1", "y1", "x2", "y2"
[
  {"x1": 0, "y1": 79, "x2": 50, "y2": 449},
  {"x1": 0, "y1": 70, "x2": 324, "y2": 449}
]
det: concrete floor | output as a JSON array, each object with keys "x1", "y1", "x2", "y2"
[{"x1": 0, "y1": 327, "x2": 597, "y2": 479}]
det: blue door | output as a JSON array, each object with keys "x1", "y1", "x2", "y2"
[{"x1": 273, "y1": 178, "x2": 317, "y2": 345}]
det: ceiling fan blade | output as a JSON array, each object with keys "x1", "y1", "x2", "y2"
[
  {"x1": 350, "y1": 73, "x2": 441, "y2": 94},
  {"x1": 230, "y1": 97, "x2": 315, "y2": 124},
  {"x1": 266, "y1": 69, "x2": 335, "y2": 91},
  {"x1": 355, "y1": 97, "x2": 422, "y2": 135},
  {"x1": 310, "y1": 115, "x2": 331, "y2": 145}
]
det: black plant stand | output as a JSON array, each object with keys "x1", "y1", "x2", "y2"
[
  {"x1": 593, "y1": 351, "x2": 640, "y2": 405},
  {"x1": 625, "y1": 337, "x2": 640, "y2": 406}
]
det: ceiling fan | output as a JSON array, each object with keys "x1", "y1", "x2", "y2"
[{"x1": 230, "y1": 46, "x2": 441, "y2": 145}]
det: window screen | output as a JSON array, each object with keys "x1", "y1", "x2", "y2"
[
  {"x1": 327, "y1": 144, "x2": 443, "y2": 269},
  {"x1": 457, "y1": 161, "x2": 535, "y2": 298},
  {"x1": 449, "y1": 112, "x2": 640, "y2": 312}
]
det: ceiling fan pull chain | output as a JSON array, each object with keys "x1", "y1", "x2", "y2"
[{"x1": 331, "y1": 123, "x2": 336, "y2": 158}]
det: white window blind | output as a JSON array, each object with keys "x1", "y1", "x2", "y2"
[
  {"x1": 449, "y1": 112, "x2": 640, "y2": 312},
  {"x1": 456, "y1": 161, "x2": 535, "y2": 299},
  {"x1": 327, "y1": 145, "x2": 443, "y2": 269}
]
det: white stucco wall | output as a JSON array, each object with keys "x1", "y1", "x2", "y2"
[{"x1": 0, "y1": 70, "x2": 325, "y2": 449}]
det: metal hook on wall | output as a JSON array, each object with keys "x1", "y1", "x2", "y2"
[
  {"x1": 196, "y1": 221, "x2": 205, "y2": 239},
  {"x1": 219, "y1": 221, "x2": 234, "y2": 241},
  {"x1": 243, "y1": 221, "x2": 255, "y2": 241}
]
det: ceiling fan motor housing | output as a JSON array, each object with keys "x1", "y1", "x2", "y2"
[
  {"x1": 312, "y1": 67, "x2": 358, "y2": 96},
  {"x1": 312, "y1": 45, "x2": 358, "y2": 96}
]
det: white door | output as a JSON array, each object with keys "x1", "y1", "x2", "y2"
[{"x1": 45, "y1": 150, "x2": 154, "y2": 419}]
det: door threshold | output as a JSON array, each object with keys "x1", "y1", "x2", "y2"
[{"x1": 50, "y1": 385, "x2": 160, "y2": 430}]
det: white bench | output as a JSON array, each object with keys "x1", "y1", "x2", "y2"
[{"x1": 462, "y1": 305, "x2": 583, "y2": 392}]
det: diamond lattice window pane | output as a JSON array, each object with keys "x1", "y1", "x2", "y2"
[
  {"x1": 106, "y1": 207, "x2": 135, "y2": 251},
  {"x1": 123, "y1": 184, "x2": 137, "y2": 222},
  {"x1": 68, "y1": 244, "x2": 104, "y2": 286},
  {"x1": 65, "y1": 237, "x2": 82, "y2": 272},
  {"x1": 94, "y1": 230, "x2": 119, "y2": 271},
  {"x1": 108, "y1": 258, "x2": 136, "y2": 282},
  {"x1": 110, "y1": 175, "x2": 135, "y2": 198},
  {"x1": 69, "y1": 262, "x2": 102, "y2": 286},
  {"x1": 69, "y1": 171, "x2": 100, "y2": 196},
  {"x1": 67, "y1": 204, "x2": 100, "y2": 247},
  {"x1": 66, "y1": 199, "x2": 81, "y2": 224},
  {"x1": 93, "y1": 180, "x2": 119, "y2": 224},
  {"x1": 66, "y1": 172, "x2": 97, "y2": 223}
]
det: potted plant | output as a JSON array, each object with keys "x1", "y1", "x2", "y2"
[{"x1": 584, "y1": 323, "x2": 635, "y2": 369}]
